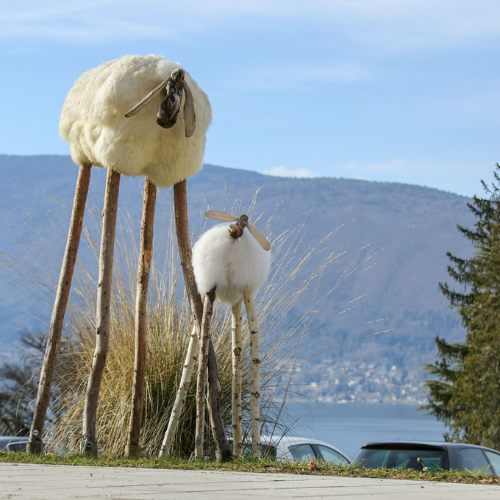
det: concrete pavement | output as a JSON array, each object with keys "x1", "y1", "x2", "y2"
[{"x1": 1, "y1": 463, "x2": 499, "y2": 499}]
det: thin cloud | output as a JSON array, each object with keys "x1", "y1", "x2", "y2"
[
  {"x1": 3, "y1": 1, "x2": 116, "y2": 22},
  {"x1": 265, "y1": 166, "x2": 318, "y2": 179},
  {"x1": 2, "y1": 0, "x2": 500, "y2": 49}
]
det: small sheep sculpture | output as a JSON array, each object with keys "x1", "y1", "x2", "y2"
[
  {"x1": 191, "y1": 211, "x2": 271, "y2": 458},
  {"x1": 28, "y1": 55, "x2": 223, "y2": 458}
]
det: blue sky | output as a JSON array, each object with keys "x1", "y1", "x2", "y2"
[{"x1": 1, "y1": 0, "x2": 499, "y2": 197}]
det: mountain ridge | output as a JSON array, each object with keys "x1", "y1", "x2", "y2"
[{"x1": 0, "y1": 155, "x2": 474, "y2": 401}]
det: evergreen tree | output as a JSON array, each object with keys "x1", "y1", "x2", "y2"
[
  {"x1": 422, "y1": 164, "x2": 500, "y2": 449},
  {"x1": 422, "y1": 337, "x2": 468, "y2": 441}
]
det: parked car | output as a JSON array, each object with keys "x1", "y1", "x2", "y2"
[
  {"x1": 240, "y1": 436, "x2": 350, "y2": 464},
  {"x1": 0, "y1": 436, "x2": 29, "y2": 452},
  {"x1": 353, "y1": 441, "x2": 500, "y2": 475}
]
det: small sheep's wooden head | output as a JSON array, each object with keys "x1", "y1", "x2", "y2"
[
  {"x1": 125, "y1": 68, "x2": 196, "y2": 137},
  {"x1": 205, "y1": 211, "x2": 271, "y2": 251},
  {"x1": 228, "y1": 215, "x2": 248, "y2": 240}
]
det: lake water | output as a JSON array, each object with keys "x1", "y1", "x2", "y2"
[{"x1": 281, "y1": 403, "x2": 446, "y2": 460}]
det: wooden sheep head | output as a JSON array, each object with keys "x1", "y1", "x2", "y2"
[
  {"x1": 125, "y1": 68, "x2": 196, "y2": 137},
  {"x1": 228, "y1": 215, "x2": 247, "y2": 240},
  {"x1": 205, "y1": 211, "x2": 271, "y2": 250}
]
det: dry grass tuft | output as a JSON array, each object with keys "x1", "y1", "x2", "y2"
[{"x1": 1, "y1": 179, "x2": 383, "y2": 458}]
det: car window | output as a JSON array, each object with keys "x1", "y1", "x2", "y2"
[
  {"x1": 289, "y1": 443, "x2": 316, "y2": 461},
  {"x1": 5, "y1": 442, "x2": 27, "y2": 452},
  {"x1": 356, "y1": 448, "x2": 445, "y2": 471},
  {"x1": 316, "y1": 445, "x2": 349, "y2": 465},
  {"x1": 357, "y1": 449, "x2": 388, "y2": 468},
  {"x1": 240, "y1": 443, "x2": 276, "y2": 459},
  {"x1": 261, "y1": 444, "x2": 277, "y2": 459},
  {"x1": 484, "y1": 451, "x2": 500, "y2": 476},
  {"x1": 459, "y1": 449, "x2": 492, "y2": 474}
]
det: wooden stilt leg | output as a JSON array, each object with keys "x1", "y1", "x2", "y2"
[
  {"x1": 172, "y1": 181, "x2": 203, "y2": 325},
  {"x1": 243, "y1": 290, "x2": 261, "y2": 459},
  {"x1": 125, "y1": 178, "x2": 157, "y2": 457},
  {"x1": 206, "y1": 334, "x2": 232, "y2": 462},
  {"x1": 194, "y1": 288, "x2": 216, "y2": 459},
  {"x1": 231, "y1": 301, "x2": 243, "y2": 459},
  {"x1": 159, "y1": 325, "x2": 199, "y2": 457},
  {"x1": 172, "y1": 180, "x2": 232, "y2": 462},
  {"x1": 82, "y1": 168, "x2": 120, "y2": 457},
  {"x1": 27, "y1": 164, "x2": 92, "y2": 455}
]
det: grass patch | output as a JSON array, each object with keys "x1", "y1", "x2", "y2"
[{"x1": 1, "y1": 453, "x2": 499, "y2": 485}]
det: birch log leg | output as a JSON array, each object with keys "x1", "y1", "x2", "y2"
[
  {"x1": 159, "y1": 325, "x2": 199, "y2": 457},
  {"x1": 125, "y1": 178, "x2": 157, "y2": 457},
  {"x1": 172, "y1": 180, "x2": 231, "y2": 462},
  {"x1": 194, "y1": 287, "x2": 216, "y2": 459},
  {"x1": 82, "y1": 168, "x2": 121, "y2": 458},
  {"x1": 231, "y1": 301, "x2": 243, "y2": 459},
  {"x1": 206, "y1": 339, "x2": 232, "y2": 462},
  {"x1": 243, "y1": 290, "x2": 261, "y2": 459},
  {"x1": 27, "y1": 164, "x2": 92, "y2": 455}
]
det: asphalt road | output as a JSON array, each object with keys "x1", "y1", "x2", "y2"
[{"x1": 1, "y1": 463, "x2": 499, "y2": 499}]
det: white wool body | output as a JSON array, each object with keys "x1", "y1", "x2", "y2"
[
  {"x1": 192, "y1": 224, "x2": 272, "y2": 306},
  {"x1": 59, "y1": 55, "x2": 212, "y2": 188}
]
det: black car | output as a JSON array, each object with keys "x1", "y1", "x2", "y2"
[
  {"x1": 353, "y1": 441, "x2": 500, "y2": 475},
  {"x1": 0, "y1": 436, "x2": 29, "y2": 452}
]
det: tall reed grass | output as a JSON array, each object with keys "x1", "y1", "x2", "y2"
[{"x1": 0, "y1": 177, "x2": 385, "y2": 457}]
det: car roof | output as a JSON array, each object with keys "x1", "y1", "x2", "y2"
[
  {"x1": 0, "y1": 436, "x2": 29, "y2": 446},
  {"x1": 261, "y1": 435, "x2": 350, "y2": 459},
  {"x1": 262, "y1": 435, "x2": 341, "y2": 448},
  {"x1": 360, "y1": 441, "x2": 500, "y2": 453}
]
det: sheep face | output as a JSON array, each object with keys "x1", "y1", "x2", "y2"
[
  {"x1": 228, "y1": 215, "x2": 248, "y2": 240},
  {"x1": 126, "y1": 67, "x2": 197, "y2": 137},
  {"x1": 156, "y1": 69, "x2": 191, "y2": 132},
  {"x1": 157, "y1": 77, "x2": 183, "y2": 129}
]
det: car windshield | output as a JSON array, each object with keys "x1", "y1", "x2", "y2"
[
  {"x1": 459, "y1": 448, "x2": 493, "y2": 474},
  {"x1": 6, "y1": 442, "x2": 27, "y2": 452},
  {"x1": 356, "y1": 446, "x2": 446, "y2": 471},
  {"x1": 484, "y1": 450, "x2": 500, "y2": 476},
  {"x1": 289, "y1": 443, "x2": 316, "y2": 461}
]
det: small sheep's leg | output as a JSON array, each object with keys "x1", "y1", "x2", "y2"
[
  {"x1": 173, "y1": 180, "x2": 231, "y2": 461},
  {"x1": 82, "y1": 168, "x2": 121, "y2": 457},
  {"x1": 206, "y1": 337, "x2": 233, "y2": 462},
  {"x1": 159, "y1": 324, "x2": 199, "y2": 457},
  {"x1": 194, "y1": 287, "x2": 216, "y2": 459},
  {"x1": 243, "y1": 290, "x2": 261, "y2": 459},
  {"x1": 125, "y1": 178, "x2": 157, "y2": 457},
  {"x1": 231, "y1": 301, "x2": 243, "y2": 459},
  {"x1": 27, "y1": 163, "x2": 92, "y2": 454}
]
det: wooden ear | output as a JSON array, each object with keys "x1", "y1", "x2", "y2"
[
  {"x1": 125, "y1": 77, "x2": 171, "y2": 118},
  {"x1": 183, "y1": 80, "x2": 196, "y2": 137},
  {"x1": 248, "y1": 223, "x2": 271, "y2": 251},
  {"x1": 205, "y1": 210, "x2": 239, "y2": 222}
]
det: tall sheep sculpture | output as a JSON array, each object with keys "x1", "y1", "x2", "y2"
[
  {"x1": 27, "y1": 55, "x2": 230, "y2": 459},
  {"x1": 183, "y1": 210, "x2": 271, "y2": 459}
]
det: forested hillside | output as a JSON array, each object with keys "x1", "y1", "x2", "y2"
[{"x1": 0, "y1": 155, "x2": 476, "y2": 400}]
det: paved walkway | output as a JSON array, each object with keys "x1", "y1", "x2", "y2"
[{"x1": 1, "y1": 463, "x2": 499, "y2": 499}]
